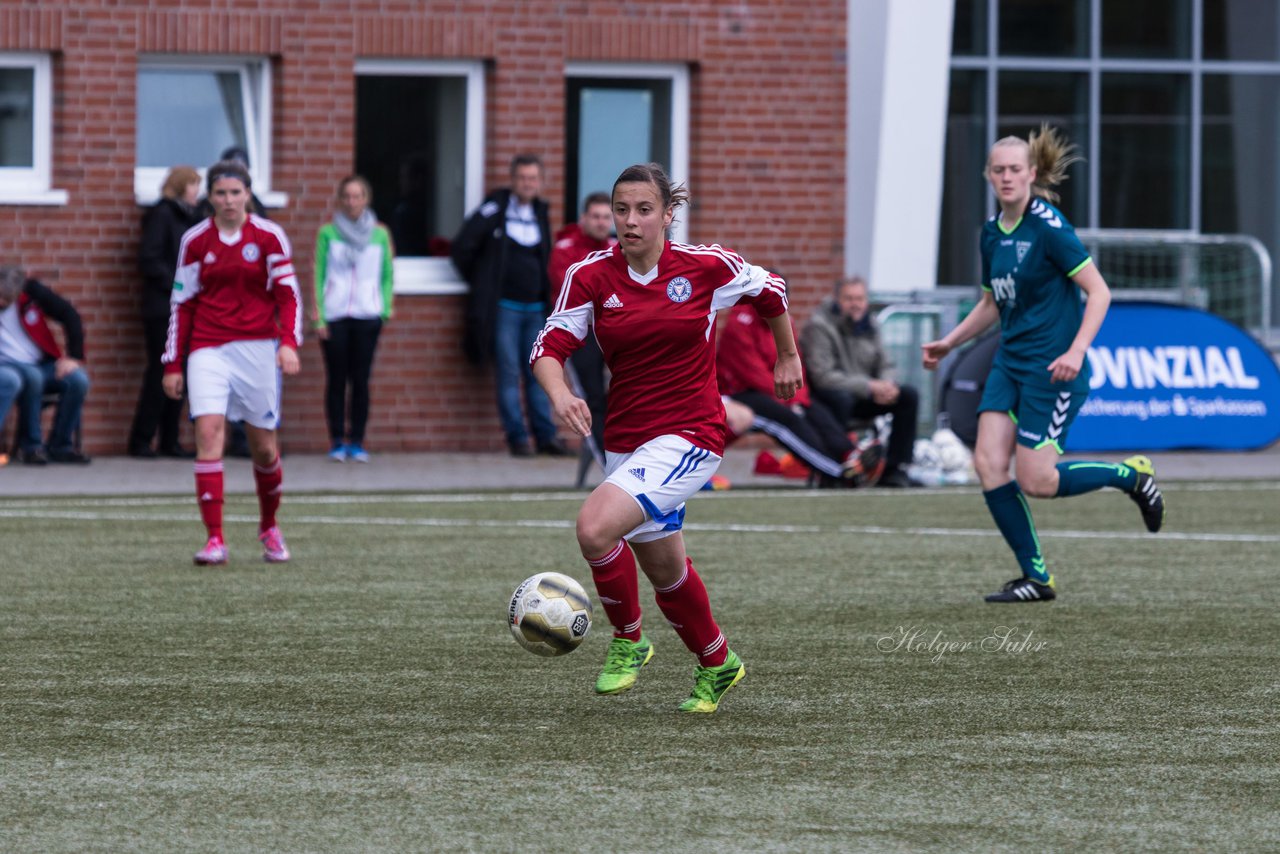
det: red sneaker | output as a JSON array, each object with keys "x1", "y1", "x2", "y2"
[
  {"x1": 259, "y1": 526, "x2": 291, "y2": 563},
  {"x1": 194, "y1": 536, "x2": 229, "y2": 566},
  {"x1": 753, "y1": 450, "x2": 782, "y2": 475}
]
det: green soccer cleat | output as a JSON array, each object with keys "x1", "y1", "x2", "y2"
[
  {"x1": 595, "y1": 634, "x2": 654, "y2": 695},
  {"x1": 1124, "y1": 455, "x2": 1165, "y2": 533},
  {"x1": 678, "y1": 649, "x2": 745, "y2": 713}
]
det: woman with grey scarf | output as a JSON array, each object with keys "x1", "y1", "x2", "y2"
[{"x1": 312, "y1": 175, "x2": 395, "y2": 462}]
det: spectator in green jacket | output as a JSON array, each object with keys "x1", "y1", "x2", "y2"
[{"x1": 313, "y1": 175, "x2": 395, "y2": 463}]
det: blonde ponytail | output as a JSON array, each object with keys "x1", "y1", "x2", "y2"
[{"x1": 1027, "y1": 123, "x2": 1081, "y2": 203}]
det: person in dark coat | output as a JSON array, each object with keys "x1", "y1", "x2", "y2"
[
  {"x1": 129, "y1": 166, "x2": 202, "y2": 457},
  {"x1": 451, "y1": 153, "x2": 568, "y2": 457}
]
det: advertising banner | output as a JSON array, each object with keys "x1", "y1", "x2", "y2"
[{"x1": 1070, "y1": 302, "x2": 1280, "y2": 451}]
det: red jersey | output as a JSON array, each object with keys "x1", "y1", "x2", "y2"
[
  {"x1": 163, "y1": 215, "x2": 301, "y2": 373},
  {"x1": 531, "y1": 241, "x2": 788, "y2": 454},
  {"x1": 717, "y1": 303, "x2": 811, "y2": 406}
]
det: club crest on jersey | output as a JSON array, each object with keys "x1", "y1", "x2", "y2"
[
  {"x1": 666, "y1": 277, "x2": 692, "y2": 303},
  {"x1": 1016, "y1": 241, "x2": 1032, "y2": 263},
  {"x1": 241, "y1": 243, "x2": 261, "y2": 263}
]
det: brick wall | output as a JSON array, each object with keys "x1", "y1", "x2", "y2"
[{"x1": 0, "y1": 0, "x2": 847, "y2": 454}]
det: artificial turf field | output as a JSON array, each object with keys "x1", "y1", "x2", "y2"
[{"x1": 2, "y1": 482, "x2": 1277, "y2": 852}]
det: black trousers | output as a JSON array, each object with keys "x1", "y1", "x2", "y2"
[
  {"x1": 320, "y1": 317, "x2": 383, "y2": 445},
  {"x1": 128, "y1": 315, "x2": 185, "y2": 453},
  {"x1": 731, "y1": 390, "x2": 853, "y2": 479},
  {"x1": 813, "y1": 383, "x2": 919, "y2": 471},
  {"x1": 566, "y1": 338, "x2": 608, "y2": 463}
]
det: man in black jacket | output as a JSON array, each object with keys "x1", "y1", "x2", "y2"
[
  {"x1": 0, "y1": 266, "x2": 91, "y2": 464},
  {"x1": 451, "y1": 154, "x2": 568, "y2": 457}
]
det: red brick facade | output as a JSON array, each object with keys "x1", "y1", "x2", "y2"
[{"x1": 0, "y1": 1, "x2": 847, "y2": 453}]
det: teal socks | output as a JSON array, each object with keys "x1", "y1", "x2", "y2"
[
  {"x1": 1055, "y1": 461, "x2": 1138, "y2": 497},
  {"x1": 984, "y1": 481, "x2": 1049, "y2": 583}
]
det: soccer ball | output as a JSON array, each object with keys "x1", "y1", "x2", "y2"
[{"x1": 507, "y1": 572, "x2": 593, "y2": 657}]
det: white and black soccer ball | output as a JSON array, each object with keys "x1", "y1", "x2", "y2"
[{"x1": 507, "y1": 572, "x2": 593, "y2": 657}]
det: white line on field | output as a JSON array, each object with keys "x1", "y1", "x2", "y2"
[
  {"x1": 0, "y1": 507, "x2": 1275, "y2": 543},
  {"x1": 0, "y1": 479, "x2": 1273, "y2": 511}
]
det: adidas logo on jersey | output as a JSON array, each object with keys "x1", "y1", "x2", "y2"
[
  {"x1": 628, "y1": 467, "x2": 645, "y2": 482},
  {"x1": 603, "y1": 294, "x2": 624, "y2": 309},
  {"x1": 203, "y1": 251, "x2": 217, "y2": 264}
]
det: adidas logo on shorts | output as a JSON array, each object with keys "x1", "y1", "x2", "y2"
[{"x1": 628, "y1": 467, "x2": 645, "y2": 482}]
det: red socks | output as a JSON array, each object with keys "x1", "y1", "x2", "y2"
[
  {"x1": 587, "y1": 543, "x2": 728, "y2": 666},
  {"x1": 654, "y1": 557, "x2": 727, "y2": 667},
  {"x1": 587, "y1": 540, "x2": 643, "y2": 641},
  {"x1": 254, "y1": 456, "x2": 283, "y2": 533},
  {"x1": 194, "y1": 459, "x2": 224, "y2": 541}
]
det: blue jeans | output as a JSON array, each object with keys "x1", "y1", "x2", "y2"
[
  {"x1": 494, "y1": 300, "x2": 556, "y2": 448},
  {"x1": 0, "y1": 359, "x2": 89, "y2": 453}
]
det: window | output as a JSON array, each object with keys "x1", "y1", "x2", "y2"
[
  {"x1": 0, "y1": 53, "x2": 64, "y2": 204},
  {"x1": 998, "y1": 0, "x2": 1088, "y2": 57},
  {"x1": 565, "y1": 63, "x2": 689, "y2": 243},
  {"x1": 355, "y1": 59, "x2": 485, "y2": 294},
  {"x1": 1102, "y1": 0, "x2": 1192, "y2": 59},
  {"x1": 937, "y1": 69, "x2": 987, "y2": 285},
  {"x1": 1100, "y1": 73, "x2": 1191, "y2": 229},
  {"x1": 1204, "y1": 0, "x2": 1280, "y2": 61},
  {"x1": 135, "y1": 57, "x2": 282, "y2": 208}
]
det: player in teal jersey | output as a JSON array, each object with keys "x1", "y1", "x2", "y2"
[{"x1": 922, "y1": 126, "x2": 1165, "y2": 603}]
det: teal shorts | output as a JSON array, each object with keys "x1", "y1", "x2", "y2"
[{"x1": 979, "y1": 362, "x2": 1088, "y2": 453}]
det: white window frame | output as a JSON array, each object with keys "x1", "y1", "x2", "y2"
[
  {"x1": 355, "y1": 59, "x2": 486, "y2": 296},
  {"x1": 0, "y1": 53, "x2": 66, "y2": 205},
  {"x1": 134, "y1": 55, "x2": 287, "y2": 209},
  {"x1": 565, "y1": 62, "x2": 690, "y2": 244}
]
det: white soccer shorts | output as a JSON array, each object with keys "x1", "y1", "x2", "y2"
[
  {"x1": 186, "y1": 339, "x2": 283, "y2": 430},
  {"x1": 604, "y1": 434, "x2": 722, "y2": 543}
]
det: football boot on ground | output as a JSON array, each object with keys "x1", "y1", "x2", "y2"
[
  {"x1": 259, "y1": 526, "x2": 291, "y2": 563},
  {"x1": 841, "y1": 439, "x2": 885, "y2": 488},
  {"x1": 679, "y1": 648, "x2": 746, "y2": 713},
  {"x1": 194, "y1": 536, "x2": 229, "y2": 566},
  {"x1": 595, "y1": 634, "x2": 654, "y2": 695},
  {"x1": 985, "y1": 575, "x2": 1056, "y2": 603},
  {"x1": 1124, "y1": 455, "x2": 1165, "y2": 533}
]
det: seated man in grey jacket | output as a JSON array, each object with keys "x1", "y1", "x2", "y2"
[{"x1": 800, "y1": 275, "x2": 920, "y2": 487}]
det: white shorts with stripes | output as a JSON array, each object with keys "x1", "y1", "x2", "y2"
[
  {"x1": 604, "y1": 434, "x2": 722, "y2": 543},
  {"x1": 187, "y1": 339, "x2": 282, "y2": 430}
]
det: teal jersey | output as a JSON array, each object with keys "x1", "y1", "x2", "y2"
[{"x1": 980, "y1": 197, "x2": 1094, "y2": 391}]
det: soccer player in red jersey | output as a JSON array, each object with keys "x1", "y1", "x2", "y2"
[
  {"x1": 162, "y1": 159, "x2": 302, "y2": 566},
  {"x1": 532, "y1": 163, "x2": 803, "y2": 712}
]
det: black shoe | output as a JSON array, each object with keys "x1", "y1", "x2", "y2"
[
  {"x1": 841, "y1": 441, "x2": 885, "y2": 488},
  {"x1": 985, "y1": 576, "x2": 1056, "y2": 603},
  {"x1": 536, "y1": 439, "x2": 573, "y2": 457},
  {"x1": 876, "y1": 467, "x2": 923, "y2": 489},
  {"x1": 48, "y1": 448, "x2": 92, "y2": 465},
  {"x1": 129, "y1": 445, "x2": 158, "y2": 459},
  {"x1": 16, "y1": 447, "x2": 48, "y2": 466},
  {"x1": 1123, "y1": 455, "x2": 1165, "y2": 533},
  {"x1": 510, "y1": 443, "x2": 535, "y2": 458},
  {"x1": 158, "y1": 444, "x2": 195, "y2": 459}
]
